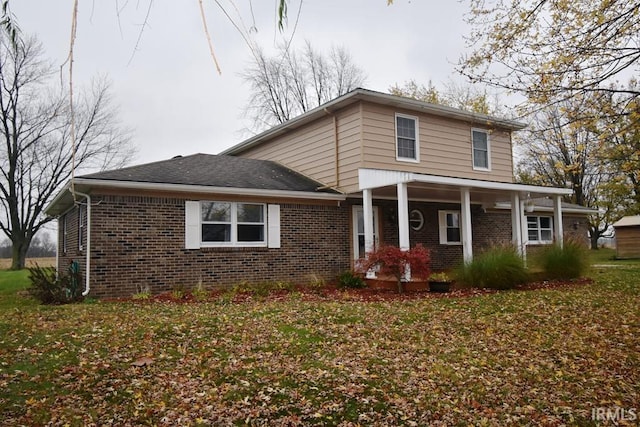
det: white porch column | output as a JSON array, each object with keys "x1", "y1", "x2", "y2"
[
  {"x1": 460, "y1": 187, "x2": 473, "y2": 263},
  {"x1": 553, "y1": 195, "x2": 564, "y2": 248},
  {"x1": 511, "y1": 192, "x2": 523, "y2": 256},
  {"x1": 520, "y1": 199, "x2": 528, "y2": 262},
  {"x1": 363, "y1": 188, "x2": 374, "y2": 255},
  {"x1": 397, "y1": 182, "x2": 410, "y2": 251}
]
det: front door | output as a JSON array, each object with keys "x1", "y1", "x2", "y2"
[{"x1": 352, "y1": 205, "x2": 379, "y2": 260}]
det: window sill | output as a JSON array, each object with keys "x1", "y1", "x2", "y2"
[
  {"x1": 396, "y1": 157, "x2": 420, "y2": 163},
  {"x1": 200, "y1": 242, "x2": 268, "y2": 248}
]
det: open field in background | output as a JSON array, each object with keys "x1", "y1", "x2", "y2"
[
  {"x1": 0, "y1": 250, "x2": 638, "y2": 425},
  {"x1": 0, "y1": 257, "x2": 56, "y2": 269}
]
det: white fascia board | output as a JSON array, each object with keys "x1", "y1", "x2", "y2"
[
  {"x1": 493, "y1": 202, "x2": 599, "y2": 214},
  {"x1": 73, "y1": 178, "x2": 346, "y2": 201},
  {"x1": 358, "y1": 168, "x2": 573, "y2": 196}
]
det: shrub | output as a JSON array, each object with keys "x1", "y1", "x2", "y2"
[
  {"x1": 455, "y1": 245, "x2": 528, "y2": 290},
  {"x1": 358, "y1": 244, "x2": 431, "y2": 293},
  {"x1": 27, "y1": 265, "x2": 82, "y2": 304},
  {"x1": 337, "y1": 270, "x2": 367, "y2": 289},
  {"x1": 533, "y1": 238, "x2": 590, "y2": 280}
]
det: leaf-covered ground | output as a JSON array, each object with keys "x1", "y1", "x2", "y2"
[{"x1": 1, "y1": 259, "x2": 639, "y2": 426}]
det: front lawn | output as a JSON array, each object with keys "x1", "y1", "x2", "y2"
[{"x1": 1, "y1": 255, "x2": 638, "y2": 425}]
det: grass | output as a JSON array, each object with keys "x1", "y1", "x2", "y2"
[{"x1": 0, "y1": 252, "x2": 639, "y2": 425}]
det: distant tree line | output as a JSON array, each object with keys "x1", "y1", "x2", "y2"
[{"x1": 0, "y1": 234, "x2": 55, "y2": 258}]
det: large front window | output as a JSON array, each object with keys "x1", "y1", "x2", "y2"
[
  {"x1": 201, "y1": 201, "x2": 265, "y2": 245},
  {"x1": 527, "y1": 216, "x2": 553, "y2": 244},
  {"x1": 396, "y1": 114, "x2": 419, "y2": 161}
]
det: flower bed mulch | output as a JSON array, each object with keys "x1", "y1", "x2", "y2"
[{"x1": 121, "y1": 277, "x2": 593, "y2": 304}]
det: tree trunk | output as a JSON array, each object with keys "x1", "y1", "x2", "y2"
[
  {"x1": 589, "y1": 227, "x2": 600, "y2": 250},
  {"x1": 11, "y1": 238, "x2": 29, "y2": 270},
  {"x1": 11, "y1": 235, "x2": 31, "y2": 270}
]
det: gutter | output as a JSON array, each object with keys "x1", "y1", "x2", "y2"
[
  {"x1": 72, "y1": 188, "x2": 92, "y2": 297},
  {"x1": 71, "y1": 178, "x2": 346, "y2": 201}
]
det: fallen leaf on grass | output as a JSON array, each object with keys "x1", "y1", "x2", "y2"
[{"x1": 131, "y1": 356, "x2": 154, "y2": 367}]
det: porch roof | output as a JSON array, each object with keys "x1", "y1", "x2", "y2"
[{"x1": 358, "y1": 168, "x2": 573, "y2": 205}]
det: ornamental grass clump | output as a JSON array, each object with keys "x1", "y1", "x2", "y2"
[
  {"x1": 456, "y1": 245, "x2": 528, "y2": 290},
  {"x1": 358, "y1": 244, "x2": 431, "y2": 293},
  {"x1": 533, "y1": 238, "x2": 590, "y2": 280}
]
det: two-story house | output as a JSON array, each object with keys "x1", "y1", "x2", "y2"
[{"x1": 45, "y1": 89, "x2": 592, "y2": 298}]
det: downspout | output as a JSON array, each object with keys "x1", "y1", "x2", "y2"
[{"x1": 71, "y1": 188, "x2": 91, "y2": 296}]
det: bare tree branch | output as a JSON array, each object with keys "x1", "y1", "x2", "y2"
[{"x1": 0, "y1": 34, "x2": 134, "y2": 269}]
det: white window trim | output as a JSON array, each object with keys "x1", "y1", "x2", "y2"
[
  {"x1": 62, "y1": 214, "x2": 68, "y2": 254},
  {"x1": 200, "y1": 201, "x2": 267, "y2": 247},
  {"x1": 395, "y1": 113, "x2": 420, "y2": 163},
  {"x1": 438, "y1": 210, "x2": 462, "y2": 245},
  {"x1": 527, "y1": 215, "x2": 554, "y2": 245},
  {"x1": 185, "y1": 201, "x2": 280, "y2": 249},
  {"x1": 78, "y1": 205, "x2": 84, "y2": 252},
  {"x1": 471, "y1": 128, "x2": 491, "y2": 171},
  {"x1": 352, "y1": 205, "x2": 379, "y2": 260}
]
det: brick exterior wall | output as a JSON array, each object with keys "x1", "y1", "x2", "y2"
[
  {"x1": 57, "y1": 194, "x2": 351, "y2": 299},
  {"x1": 376, "y1": 200, "x2": 590, "y2": 270},
  {"x1": 378, "y1": 201, "x2": 512, "y2": 270},
  {"x1": 56, "y1": 193, "x2": 592, "y2": 299}
]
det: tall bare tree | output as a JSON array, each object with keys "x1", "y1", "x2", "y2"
[
  {"x1": 458, "y1": 0, "x2": 640, "y2": 120},
  {"x1": 0, "y1": 34, "x2": 133, "y2": 269},
  {"x1": 242, "y1": 41, "x2": 367, "y2": 131}
]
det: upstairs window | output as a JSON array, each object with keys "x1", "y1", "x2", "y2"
[
  {"x1": 527, "y1": 216, "x2": 553, "y2": 244},
  {"x1": 472, "y1": 129, "x2": 490, "y2": 170},
  {"x1": 396, "y1": 114, "x2": 419, "y2": 162}
]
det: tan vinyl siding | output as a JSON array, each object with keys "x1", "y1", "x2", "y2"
[
  {"x1": 335, "y1": 104, "x2": 362, "y2": 191},
  {"x1": 235, "y1": 100, "x2": 517, "y2": 194},
  {"x1": 238, "y1": 116, "x2": 336, "y2": 185},
  {"x1": 237, "y1": 104, "x2": 362, "y2": 193},
  {"x1": 360, "y1": 103, "x2": 514, "y2": 183}
]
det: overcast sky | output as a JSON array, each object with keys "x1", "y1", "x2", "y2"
[{"x1": 12, "y1": 0, "x2": 473, "y2": 164}]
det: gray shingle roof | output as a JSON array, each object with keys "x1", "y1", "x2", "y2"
[{"x1": 80, "y1": 153, "x2": 337, "y2": 193}]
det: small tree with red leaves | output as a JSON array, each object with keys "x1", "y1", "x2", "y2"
[{"x1": 358, "y1": 244, "x2": 431, "y2": 293}]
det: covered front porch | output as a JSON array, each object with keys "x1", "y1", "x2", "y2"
[{"x1": 358, "y1": 168, "x2": 574, "y2": 265}]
